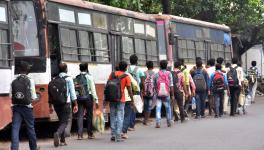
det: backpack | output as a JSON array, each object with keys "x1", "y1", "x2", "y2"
[
  {"x1": 48, "y1": 76, "x2": 68, "y2": 105},
  {"x1": 227, "y1": 66, "x2": 239, "y2": 87},
  {"x1": 212, "y1": 71, "x2": 225, "y2": 92},
  {"x1": 75, "y1": 74, "x2": 91, "y2": 100},
  {"x1": 104, "y1": 72, "x2": 127, "y2": 102},
  {"x1": 11, "y1": 75, "x2": 32, "y2": 105},
  {"x1": 156, "y1": 71, "x2": 170, "y2": 97},
  {"x1": 171, "y1": 70, "x2": 181, "y2": 94},
  {"x1": 128, "y1": 66, "x2": 139, "y2": 83},
  {"x1": 144, "y1": 71, "x2": 155, "y2": 97},
  {"x1": 248, "y1": 67, "x2": 257, "y2": 85},
  {"x1": 193, "y1": 69, "x2": 207, "y2": 92}
]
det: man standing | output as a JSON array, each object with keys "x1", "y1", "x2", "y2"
[
  {"x1": 11, "y1": 61, "x2": 39, "y2": 150},
  {"x1": 106, "y1": 61, "x2": 134, "y2": 142},
  {"x1": 227, "y1": 58, "x2": 244, "y2": 116},
  {"x1": 75, "y1": 63, "x2": 99, "y2": 140},
  {"x1": 128, "y1": 54, "x2": 144, "y2": 131},
  {"x1": 206, "y1": 59, "x2": 216, "y2": 116},
  {"x1": 209, "y1": 64, "x2": 229, "y2": 118},
  {"x1": 247, "y1": 61, "x2": 258, "y2": 104},
  {"x1": 49, "y1": 63, "x2": 78, "y2": 147},
  {"x1": 154, "y1": 60, "x2": 174, "y2": 128}
]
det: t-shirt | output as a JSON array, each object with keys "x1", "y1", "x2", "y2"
[
  {"x1": 128, "y1": 65, "x2": 145, "y2": 85},
  {"x1": 108, "y1": 71, "x2": 131, "y2": 103}
]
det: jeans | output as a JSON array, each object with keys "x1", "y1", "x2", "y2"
[
  {"x1": 156, "y1": 96, "x2": 172, "y2": 124},
  {"x1": 122, "y1": 102, "x2": 132, "y2": 133},
  {"x1": 110, "y1": 102, "x2": 125, "y2": 139},
  {"x1": 173, "y1": 91, "x2": 185, "y2": 121},
  {"x1": 143, "y1": 96, "x2": 153, "y2": 113},
  {"x1": 223, "y1": 90, "x2": 229, "y2": 112},
  {"x1": 54, "y1": 103, "x2": 71, "y2": 142},
  {"x1": 11, "y1": 106, "x2": 37, "y2": 150},
  {"x1": 213, "y1": 91, "x2": 224, "y2": 116},
  {"x1": 77, "y1": 99, "x2": 94, "y2": 136},
  {"x1": 230, "y1": 87, "x2": 241, "y2": 116},
  {"x1": 129, "y1": 109, "x2": 136, "y2": 128},
  {"x1": 195, "y1": 92, "x2": 206, "y2": 117}
]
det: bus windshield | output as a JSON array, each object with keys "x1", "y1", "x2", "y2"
[{"x1": 11, "y1": 1, "x2": 39, "y2": 57}]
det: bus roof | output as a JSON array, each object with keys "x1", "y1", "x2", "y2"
[
  {"x1": 48, "y1": 0, "x2": 156, "y2": 22},
  {"x1": 153, "y1": 14, "x2": 231, "y2": 32}
]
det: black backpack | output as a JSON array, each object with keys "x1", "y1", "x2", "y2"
[
  {"x1": 227, "y1": 66, "x2": 239, "y2": 87},
  {"x1": 171, "y1": 70, "x2": 181, "y2": 94},
  {"x1": 11, "y1": 75, "x2": 32, "y2": 105},
  {"x1": 193, "y1": 69, "x2": 207, "y2": 92},
  {"x1": 75, "y1": 74, "x2": 90, "y2": 99},
  {"x1": 104, "y1": 72, "x2": 127, "y2": 102},
  {"x1": 48, "y1": 76, "x2": 68, "y2": 105}
]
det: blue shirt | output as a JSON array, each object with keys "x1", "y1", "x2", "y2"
[
  {"x1": 208, "y1": 70, "x2": 228, "y2": 89},
  {"x1": 128, "y1": 65, "x2": 145, "y2": 85},
  {"x1": 59, "y1": 72, "x2": 77, "y2": 103}
]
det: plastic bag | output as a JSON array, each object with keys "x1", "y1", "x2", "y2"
[
  {"x1": 192, "y1": 97, "x2": 196, "y2": 110},
  {"x1": 93, "y1": 110, "x2": 105, "y2": 133},
  {"x1": 133, "y1": 95, "x2": 143, "y2": 113}
]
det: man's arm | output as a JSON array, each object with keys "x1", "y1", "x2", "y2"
[
  {"x1": 88, "y1": 75, "x2": 99, "y2": 108},
  {"x1": 68, "y1": 78, "x2": 78, "y2": 113},
  {"x1": 30, "y1": 79, "x2": 37, "y2": 101}
]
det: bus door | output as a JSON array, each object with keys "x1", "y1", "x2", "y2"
[
  {"x1": 204, "y1": 40, "x2": 211, "y2": 61},
  {"x1": 110, "y1": 31, "x2": 122, "y2": 70}
]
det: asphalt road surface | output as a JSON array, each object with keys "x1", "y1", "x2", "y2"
[{"x1": 1, "y1": 96, "x2": 264, "y2": 150}]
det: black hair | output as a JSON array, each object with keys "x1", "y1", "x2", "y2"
[
  {"x1": 179, "y1": 58, "x2": 184, "y2": 65},
  {"x1": 79, "y1": 63, "x2": 88, "y2": 72},
  {"x1": 208, "y1": 58, "x2": 215, "y2": 66},
  {"x1": 119, "y1": 61, "x2": 128, "y2": 71},
  {"x1": 196, "y1": 59, "x2": 203, "y2": 68},
  {"x1": 225, "y1": 62, "x2": 231, "y2": 68},
  {"x1": 215, "y1": 63, "x2": 222, "y2": 70},
  {"x1": 174, "y1": 61, "x2": 181, "y2": 68},
  {"x1": 20, "y1": 61, "x2": 31, "y2": 74},
  {"x1": 251, "y1": 61, "x2": 257, "y2": 67},
  {"x1": 59, "y1": 63, "x2": 68, "y2": 73},
  {"x1": 216, "y1": 57, "x2": 224, "y2": 65},
  {"x1": 129, "y1": 54, "x2": 138, "y2": 65},
  {"x1": 232, "y1": 57, "x2": 238, "y2": 64},
  {"x1": 160, "y1": 60, "x2": 168, "y2": 70},
  {"x1": 196, "y1": 57, "x2": 202, "y2": 62},
  {"x1": 146, "y1": 61, "x2": 154, "y2": 69}
]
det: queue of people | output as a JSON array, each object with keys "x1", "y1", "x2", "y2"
[{"x1": 9, "y1": 55, "x2": 259, "y2": 149}]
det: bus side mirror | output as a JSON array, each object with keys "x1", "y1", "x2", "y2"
[{"x1": 169, "y1": 33, "x2": 175, "y2": 45}]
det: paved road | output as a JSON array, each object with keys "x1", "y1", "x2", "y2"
[{"x1": 1, "y1": 96, "x2": 264, "y2": 150}]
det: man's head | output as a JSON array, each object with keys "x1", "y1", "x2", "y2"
[
  {"x1": 129, "y1": 54, "x2": 138, "y2": 65},
  {"x1": 119, "y1": 61, "x2": 128, "y2": 71},
  {"x1": 146, "y1": 61, "x2": 154, "y2": 70},
  {"x1": 160, "y1": 60, "x2": 168, "y2": 70},
  {"x1": 174, "y1": 61, "x2": 181, "y2": 69},
  {"x1": 196, "y1": 59, "x2": 203, "y2": 68},
  {"x1": 20, "y1": 61, "x2": 31, "y2": 74},
  {"x1": 208, "y1": 58, "x2": 215, "y2": 67},
  {"x1": 231, "y1": 57, "x2": 238, "y2": 64},
  {"x1": 251, "y1": 61, "x2": 257, "y2": 67},
  {"x1": 59, "y1": 63, "x2": 68, "y2": 73},
  {"x1": 196, "y1": 57, "x2": 202, "y2": 62},
  {"x1": 179, "y1": 58, "x2": 184, "y2": 65},
  {"x1": 225, "y1": 62, "x2": 231, "y2": 68},
  {"x1": 79, "y1": 63, "x2": 88, "y2": 72},
  {"x1": 216, "y1": 57, "x2": 224, "y2": 65},
  {"x1": 215, "y1": 63, "x2": 222, "y2": 70}
]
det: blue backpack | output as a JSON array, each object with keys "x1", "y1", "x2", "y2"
[{"x1": 193, "y1": 69, "x2": 207, "y2": 92}]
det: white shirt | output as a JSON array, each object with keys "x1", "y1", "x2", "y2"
[{"x1": 226, "y1": 64, "x2": 244, "y2": 86}]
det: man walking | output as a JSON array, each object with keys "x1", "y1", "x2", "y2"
[
  {"x1": 247, "y1": 61, "x2": 258, "y2": 104},
  {"x1": 49, "y1": 63, "x2": 78, "y2": 147},
  {"x1": 11, "y1": 61, "x2": 39, "y2": 150},
  {"x1": 206, "y1": 59, "x2": 216, "y2": 116}
]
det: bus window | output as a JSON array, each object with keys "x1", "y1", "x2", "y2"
[
  {"x1": 111, "y1": 16, "x2": 134, "y2": 34},
  {"x1": 195, "y1": 41, "x2": 206, "y2": 62},
  {"x1": 60, "y1": 28, "x2": 78, "y2": 61},
  {"x1": 146, "y1": 23, "x2": 156, "y2": 38},
  {"x1": 92, "y1": 13, "x2": 107, "y2": 30},
  {"x1": 225, "y1": 46, "x2": 232, "y2": 62},
  {"x1": 0, "y1": 29, "x2": 9, "y2": 67},
  {"x1": 11, "y1": 1, "x2": 39, "y2": 57},
  {"x1": 146, "y1": 40, "x2": 158, "y2": 65},
  {"x1": 59, "y1": 8, "x2": 75, "y2": 23},
  {"x1": 211, "y1": 43, "x2": 224, "y2": 60},
  {"x1": 78, "y1": 12, "x2": 92, "y2": 26},
  {"x1": 0, "y1": 5, "x2": 7, "y2": 22},
  {"x1": 78, "y1": 30, "x2": 92, "y2": 62},
  {"x1": 93, "y1": 33, "x2": 109, "y2": 63},
  {"x1": 122, "y1": 37, "x2": 134, "y2": 61},
  {"x1": 135, "y1": 39, "x2": 146, "y2": 65},
  {"x1": 134, "y1": 20, "x2": 145, "y2": 34}
]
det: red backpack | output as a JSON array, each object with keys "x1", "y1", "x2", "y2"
[
  {"x1": 156, "y1": 71, "x2": 170, "y2": 97},
  {"x1": 212, "y1": 71, "x2": 225, "y2": 92}
]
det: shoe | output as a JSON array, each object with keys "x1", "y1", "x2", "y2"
[
  {"x1": 214, "y1": 115, "x2": 219, "y2": 118},
  {"x1": 53, "y1": 133, "x2": 59, "y2": 147},
  {"x1": 60, "y1": 142, "x2": 67, "y2": 146},
  {"x1": 195, "y1": 116, "x2": 200, "y2": 119},
  {"x1": 143, "y1": 120, "x2": 148, "y2": 125},
  {"x1": 128, "y1": 127, "x2": 135, "y2": 131},
  {"x1": 110, "y1": 137, "x2": 115, "y2": 142},
  {"x1": 116, "y1": 138, "x2": 125, "y2": 142},
  {"x1": 201, "y1": 115, "x2": 205, "y2": 118},
  {"x1": 155, "y1": 123, "x2": 161, "y2": 128},
  {"x1": 88, "y1": 135, "x2": 95, "y2": 139},
  {"x1": 121, "y1": 133, "x2": 128, "y2": 139},
  {"x1": 77, "y1": 135, "x2": 83, "y2": 140}
]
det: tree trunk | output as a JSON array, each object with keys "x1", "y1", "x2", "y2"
[{"x1": 161, "y1": 0, "x2": 170, "y2": 14}]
